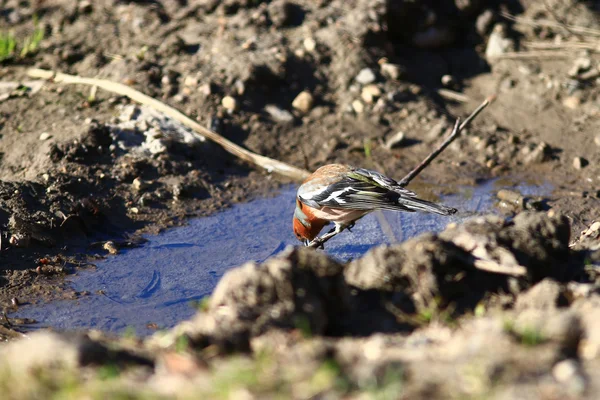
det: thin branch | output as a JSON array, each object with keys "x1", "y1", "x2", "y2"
[
  {"x1": 489, "y1": 50, "x2": 573, "y2": 59},
  {"x1": 27, "y1": 68, "x2": 311, "y2": 181},
  {"x1": 501, "y1": 12, "x2": 600, "y2": 38},
  {"x1": 398, "y1": 97, "x2": 492, "y2": 187}
]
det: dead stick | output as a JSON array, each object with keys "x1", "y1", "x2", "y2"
[
  {"x1": 398, "y1": 97, "x2": 491, "y2": 187},
  {"x1": 26, "y1": 68, "x2": 311, "y2": 182}
]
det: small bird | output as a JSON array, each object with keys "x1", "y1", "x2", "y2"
[{"x1": 293, "y1": 164, "x2": 457, "y2": 246}]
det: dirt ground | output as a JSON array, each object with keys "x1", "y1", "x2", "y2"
[{"x1": 0, "y1": 0, "x2": 599, "y2": 398}]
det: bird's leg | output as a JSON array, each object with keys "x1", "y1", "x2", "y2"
[
  {"x1": 346, "y1": 222, "x2": 355, "y2": 232},
  {"x1": 307, "y1": 223, "x2": 348, "y2": 248}
]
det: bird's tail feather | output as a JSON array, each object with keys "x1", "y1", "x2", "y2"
[{"x1": 399, "y1": 197, "x2": 457, "y2": 216}]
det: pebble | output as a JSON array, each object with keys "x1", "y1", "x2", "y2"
[
  {"x1": 303, "y1": 37, "x2": 316, "y2": 53},
  {"x1": 39, "y1": 132, "x2": 51, "y2": 141},
  {"x1": 485, "y1": 23, "x2": 515, "y2": 60},
  {"x1": 594, "y1": 134, "x2": 600, "y2": 147},
  {"x1": 441, "y1": 75, "x2": 455, "y2": 87},
  {"x1": 568, "y1": 57, "x2": 592, "y2": 77},
  {"x1": 361, "y1": 84, "x2": 381, "y2": 104},
  {"x1": 221, "y1": 96, "x2": 237, "y2": 112},
  {"x1": 199, "y1": 83, "x2": 212, "y2": 97},
  {"x1": 384, "y1": 131, "x2": 405, "y2": 149},
  {"x1": 380, "y1": 63, "x2": 402, "y2": 80},
  {"x1": 183, "y1": 76, "x2": 198, "y2": 87},
  {"x1": 103, "y1": 241, "x2": 118, "y2": 255},
  {"x1": 573, "y1": 156, "x2": 587, "y2": 170},
  {"x1": 132, "y1": 177, "x2": 149, "y2": 191},
  {"x1": 265, "y1": 105, "x2": 294, "y2": 123},
  {"x1": 351, "y1": 100, "x2": 365, "y2": 114},
  {"x1": 553, "y1": 360, "x2": 578, "y2": 383},
  {"x1": 292, "y1": 91, "x2": 314, "y2": 113},
  {"x1": 524, "y1": 142, "x2": 549, "y2": 164},
  {"x1": 563, "y1": 96, "x2": 581, "y2": 109},
  {"x1": 476, "y1": 9, "x2": 495, "y2": 35},
  {"x1": 355, "y1": 68, "x2": 376, "y2": 85}
]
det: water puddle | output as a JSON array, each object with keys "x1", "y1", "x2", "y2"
[{"x1": 14, "y1": 178, "x2": 550, "y2": 336}]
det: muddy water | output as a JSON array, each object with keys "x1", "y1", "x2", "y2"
[{"x1": 14, "y1": 179, "x2": 550, "y2": 335}]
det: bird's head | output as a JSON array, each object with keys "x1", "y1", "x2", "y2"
[{"x1": 293, "y1": 199, "x2": 326, "y2": 246}]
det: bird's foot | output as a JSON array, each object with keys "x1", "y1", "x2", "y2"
[{"x1": 308, "y1": 237, "x2": 325, "y2": 249}]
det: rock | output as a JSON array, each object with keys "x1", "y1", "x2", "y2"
[
  {"x1": 0, "y1": 331, "x2": 152, "y2": 374},
  {"x1": 563, "y1": 96, "x2": 581, "y2": 109},
  {"x1": 132, "y1": 177, "x2": 149, "y2": 191},
  {"x1": 355, "y1": 68, "x2": 376, "y2": 85},
  {"x1": 199, "y1": 83, "x2": 212, "y2": 97},
  {"x1": 380, "y1": 63, "x2": 402, "y2": 80},
  {"x1": 485, "y1": 23, "x2": 515, "y2": 61},
  {"x1": 360, "y1": 84, "x2": 381, "y2": 104},
  {"x1": 178, "y1": 247, "x2": 349, "y2": 350},
  {"x1": 39, "y1": 132, "x2": 51, "y2": 141},
  {"x1": 524, "y1": 142, "x2": 550, "y2": 164},
  {"x1": 441, "y1": 75, "x2": 455, "y2": 87},
  {"x1": 384, "y1": 131, "x2": 405, "y2": 149},
  {"x1": 568, "y1": 57, "x2": 592, "y2": 78},
  {"x1": 303, "y1": 37, "x2": 316, "y2": 52},
  {"x1": 594, "y1": 134, "x2": 600, "y2": 147},
  {"x1": 515, "y1": 279, "x2": 564, "y2": 311},
  {"x1": 351, "y1": 100, "x2": 365, "y2": 114},
  {"x1": 573, "y1": 156, "x2": 588, "y2": 170},
  {"x1": 292, "y1": 91, "x2": 314, "y2": 113},
  {"x1": 265, "y1": 105, "x2": 294, "y2": 123},
  {"x1": 183, "y1": 76, "x2": 198, "y2": 87},
  {"x1": 221, "y1": 96, "x2": 237, "y2": 112},
  {"x1": 476, "y1": 9, "x2": 495, "y2": 35}
]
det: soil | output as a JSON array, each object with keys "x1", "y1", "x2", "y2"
[{"x1": 0, "y1": 0, "x2": 599, "y2": 398}]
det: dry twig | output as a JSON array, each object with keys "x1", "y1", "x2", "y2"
[
  {"x1": 501, "y1": 12, "x2": 600, "y2": 38},
  {"x1": 399, "y1": 96, "x2": 492, "y2": 187},
  {"x1": 27, "y1": 68, "x2": 311, "y2": 181}
]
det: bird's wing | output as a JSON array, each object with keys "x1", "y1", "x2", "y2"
[{"x1": 298, "y1": 168, "x2": 416, "y2": 211}]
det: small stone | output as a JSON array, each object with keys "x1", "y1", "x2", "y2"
[
  {"x1": 11, "y1": 297, "x2": 19, "y2": 306},
  {"x1": 573, "y1": 156, "x2": 588, "y2": 170},
  {"x1": 476, "y1": 9, "x2": 495, "y2": 35},
  {"x1": 524, "y1": 142, "x2": 550, "y2": 165},
  {"x1": 384, "y1": 131, "x2": 405, "y2": 149},
  {"x1": 361, "y1": 84, "x2": 381, "y2": 104},
  {"x1": 441, "y1": 75, "x2": 455, "y2": 87},
  {"x1": 486, "y1": 23, "x2": 515, "y2": 61},
  {"x1": 132, "y1": 177, "x2": 149, "y2": 191},
  {"x1": 234, "y1": 80, "x2": 245, "y2": 95},
  {"x1": 103, "y1": 241, "x2": 118, "y2": 255},
  {"x1": 265, "y1": 105, "x2": 294, "y2": 123},
  {"x1": 552, "y1": 359, "x2": 578, "y2": 383},
  {"x1": 303, "y1": 37, "x2": 316, "y2": 52},
  {"x1": 183, "y1": 76, "x2": 198, "y2": 87},
  {"x1": 380, "y1": 63, "x2": 402, "y2": 80},
  {"x1": 78, "y1": 0, "x2": 93, "y2": 13},
  {"x1": 594, "y1": 134, "x2": 600, "y2": 147},
  {"x1": 563, "y1": 96, "x2": 581, "y2": 109},
  {"x1": 221, "y1": 96, "x2": 237, "y2": 112},
  {"x1": 355, "y1": 68, "x2": 376, "y2": 85},
  {"x1": 39, "y1": 132, "x2": 51, "y2": 141},
  {"x1": 351, "y1": 100, "x2": 365, "y2": 114},
  {"x1": 568, "y1": 57, "x2": 592, "y2": 77},
  {"x1": 199, "y1": 83, "x2": 212, "y2": 97},
  {"x1": 292, "y1": 91, "x2": 314, "y2": 113}
]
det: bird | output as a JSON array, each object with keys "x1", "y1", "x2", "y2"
[{"x1": 292, "y1": 164, "x2": 457, "y2": 247}]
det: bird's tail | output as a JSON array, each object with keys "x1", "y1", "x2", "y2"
[{"x1": 399, "y1": 197, "x2": 457, "y2": 216}]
